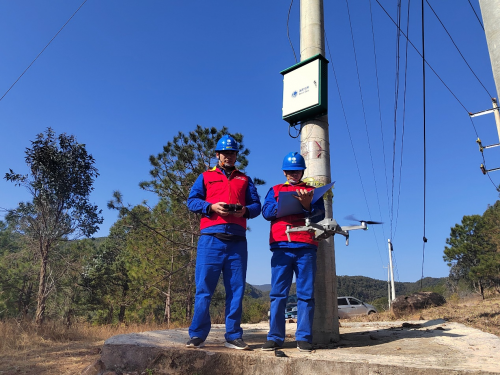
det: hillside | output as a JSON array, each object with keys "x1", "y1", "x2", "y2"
[{"x1": 252, "y1": 276, "x2": 447, "y2": 302}]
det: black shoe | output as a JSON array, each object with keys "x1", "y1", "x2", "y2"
[
  {"x1": 186, "y1": 337, "x2": 205, "y2": 348},
  {"x1": 224, "y1": 338, "x2": 250, "y2": 350},
  {"x1": 297, "y1": 340, "x2": 313, "y2": 352},
  {"x1": 261, "y1": 340, "x2": 282, "y2": 351}
]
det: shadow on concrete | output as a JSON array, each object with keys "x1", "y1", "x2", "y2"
[{"x1": 325, "y1": 319, "x2": 463, "y2": 350}]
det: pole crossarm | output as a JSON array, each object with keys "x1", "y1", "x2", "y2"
[{"x1": 469, "y1": 107, "x2": 499, "y2": 117}]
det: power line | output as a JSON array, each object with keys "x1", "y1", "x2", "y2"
[
  {"x1": 368, "y1": 0, "x2": 390, "y2": 242},
  {"x1": 344, "y1": 0, "x2": 386, "y2": 264},
  {"x1": 286, "y1": 0, "x2": 298, "y2": 63},
  {"x1": 390, "y1": 0, "x2": 403, "y2": 240},
  {"x1": 393, "y1": 0, "x2": 412, "y2": 241},
  {"x1": 325, "y1": 31, "x2": 386, "y2": 269},
  {"x1": 0, "y1": 0, "x2": 88, "y2": 103},
  {"x1": 421, "y1": 0, "x2": 428, "y2": 288},
  {"x1": 467, "y1": 0, "x2": 484, "y2": 31},
  {"x1": 374, "y1": 0, "x2": 472, "y2": 114},
  {"x1": 345, "y1": 0, "x2": 385, "y2": 237},
  {"x1": 425, "y1": 0, "x2": 493, "y2": 99}
]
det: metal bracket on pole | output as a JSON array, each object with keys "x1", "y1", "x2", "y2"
[
  {"x1": 480, "y1": 163, "x2": 500, "y2": 175},
  {"x1": 471, "y1": 99, "x2": 500, "y2": 174}
]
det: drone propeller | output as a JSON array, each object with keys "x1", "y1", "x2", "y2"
[{"x1": 345, "y1": 214, "x2": 383, "y2": 225}]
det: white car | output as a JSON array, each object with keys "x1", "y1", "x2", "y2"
[{"x1": 337, "y1": 296, "x2": 377, "y2": 318}]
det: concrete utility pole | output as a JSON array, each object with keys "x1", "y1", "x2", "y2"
[
  {"x1": 300, "y1": 0, "x2": 339, "y2": 344},
  {"x1": 479, "y1": 0, "x2": 500, "y2": 99},
  {"x1": 388, "y1": 239, "x2": 396, "y2": 302},
  {"x1": 384, "y1": 265, "x2": 391, "y2": 308}
]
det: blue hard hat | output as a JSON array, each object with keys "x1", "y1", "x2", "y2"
[
  {"x1": 215, "y1": 135, "x2": 239, "y2": 152},
  {"x1": 282, "y1": 152, "x2": 306, "y2": 170}
]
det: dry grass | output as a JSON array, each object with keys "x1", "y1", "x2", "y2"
[
  {"x1": 0, "y1": 320, "x2": 187, "y2": 375},
  {"x1": 346, "y1": 294, "x2": 500, "y2": 337}
]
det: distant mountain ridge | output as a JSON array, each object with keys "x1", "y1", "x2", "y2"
[
  {"x1": 251, "y1": 276, "x2": 446, "y2": 302},
  {"x1": 252, "y1": 284, "x2": 272, "y2": 292}
]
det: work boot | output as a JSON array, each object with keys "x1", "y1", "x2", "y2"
[
  {"x1": 297, "y1": 340, "x2": 313, "y2": 352},
  {"x1": 186, "y1": 337, "x2": 205, "y2": 348},
  {"x1": 261, "y1": 340, "x2": 282, "y2": 351},
  {"x1": 224, "y1": 338, "x2": 250, "y2": 350}
]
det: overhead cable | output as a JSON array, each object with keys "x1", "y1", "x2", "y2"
[
  {"x1": 467, "y1": 0, "x2": 485, "y2": 31},
  {"x1": 390, "y1": 0, "x2": 402, "y2": 240},
  {"x1": 345, "y1": 0, "x2": 385, "y2": 257},
  {"x1": 287, "y1": 0, "x2": 298, "y2": 63},
  {"x1": 368, "y1": 0, "x2": 390, "y2": 243},
  {"x1": 374, "y1": 0, "x2": 471, "y2": 114},
  {"x1": 421, "y1": 0, "x2": 427, "y2": 289},
  {"x1": 425, "y1": 0, "x2": 493, "y2": 99},
  {"x1": 325, "y1": 31, "x2": 386, "y2": 268},
  {"x1": 393, "y1": 0, "x2": 412, "y2": 241},
  {"x1": 0, "y1": 0, "x2": 89, "y2": 103}
]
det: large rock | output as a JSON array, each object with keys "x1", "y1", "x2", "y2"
[{"x1": 391, "y1": 292, "x2": 446, "y2": 317}]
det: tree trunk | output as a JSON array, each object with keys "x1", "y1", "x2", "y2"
[
  {"x1": 18, "y1": 276, "x2": 31, "y2": 317},
  {"x1": 35, "y1": 250, "x2": 49, "y2": 326},
  {"x1": 164, "y1": 247, "x2": 174, "y2": 328},
  {"x1": 186, "y1": 232, "x2": 196, "y2": 320},
  {"x1": 107, "y1": 305, "x2": 114, "y2": 324},
  {"x1": 118, "y1": 282, "x2": 128, "y2": 323}
]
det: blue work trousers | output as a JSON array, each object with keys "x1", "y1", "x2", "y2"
[
  {"x1": 189, "y1": 235, "x2": 248, "y2": 342},
  {"x1": 267, "y1": 248, "x2": 317, "y2": 345}
]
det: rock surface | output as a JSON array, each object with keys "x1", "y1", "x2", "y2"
[
  {"x1": 391, "y1": 292, "x2": 446, "y2": 317},
  {"x1": 94, "y1": 320, "x2": 500, "y2": 375}
]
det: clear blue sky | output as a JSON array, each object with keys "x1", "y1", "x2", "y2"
[{"x1": 1, "y1": 1, "x2": 498, "y2": 286}]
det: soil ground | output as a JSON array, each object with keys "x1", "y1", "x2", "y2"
[{"x1": 0, "y1": 341, "x2": 103, "y2": 375}]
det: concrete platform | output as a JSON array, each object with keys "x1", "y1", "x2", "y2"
[{"x1": 98, "y1": 319, "x2": 500, "y2": 374}]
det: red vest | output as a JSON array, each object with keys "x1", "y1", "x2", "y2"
[
  {"x1": 269, "y1": 182, "x2": 318, "y2": 245},
  {"x1": 200, "y1": 167, "x2": 248, "y2": 231}
]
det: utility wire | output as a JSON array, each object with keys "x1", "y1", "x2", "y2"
[
  {"x1": 374, "y1": 0, "x2": 471, "y2": 114},
  {"x1": 467, "y1": 0, "x2": 484, "y2": 31},
  {"x1": 393, "y1": 0, "x2": 411, "y2": 240},
  {"x1": 325, "y1": 31, "x2": 385, "y2": 268},
  {"x1": 390, "y1": 0, "x2": 402, "y2": 240},
  {"x1": 421, "y1": 0, "x2": 427, "y2": 289},
  {"x1": 287, "y1": 0, "x2": 298, "y2": 63},
  {"x1": 345, "y1": 0, "x2": 385, "y2": 258},
  {"x1": 368, "y1": 0, "x2": 390, "y2": 242},
  {"x1": 425, "y1": 0, "x2": 493, "y2": 99},
  {"x1": 0, "y1": 0, "x2": 88, "y2": 103}
]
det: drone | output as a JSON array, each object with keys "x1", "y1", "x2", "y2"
[{"x1": 285, "y1": 215, "x2": 382, "y2": 245}]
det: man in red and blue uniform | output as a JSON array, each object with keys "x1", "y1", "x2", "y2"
[
  {"x1": 186, "y1": 135, "x2": 261, "y2": 350},
  {"x1": 261, "y1": 152, "x2": 325, "y2": 353}
]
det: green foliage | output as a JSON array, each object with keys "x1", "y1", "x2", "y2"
[
  {"x1": 0, "y1": 126, "x2": 268, "y2": 327},
  {"x1": 5, "y1": 128, "x2": 103, "y2": 239},
  {"x1": 0, "y1": 221, "x2": 37, "y2": 318},
  {"x1": 444, "y1": 212, "x2": 500, "y2": 298},
  {"x1": 209, "y1": 277, "x2": 269, "y2": 324},
  {"x1": 336, "y1": 275, "x2": 447, "y2": 302},
  {"x1": 3, "y1": 128, "x2": 103, "y2": 325},
  {"x1": 370, "y1": 297, "x2": 389, "y2": 313},
  {"x1": 139, "y1": 125, "x2": 256, "y2": 203},
  {"x1": 102, "y1": 126, "x2": 264, "y2": 326}
]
